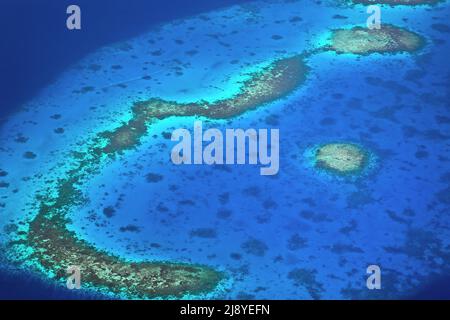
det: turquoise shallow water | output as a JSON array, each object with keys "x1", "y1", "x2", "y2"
[{"x1": 0, "y1": 0, "x2": 449, "y2": 299}]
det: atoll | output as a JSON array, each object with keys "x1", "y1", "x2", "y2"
[
  {"x1": 11, "y1": 55, "x2": 308, "y2": 299},
  {"x1": 314, "y1": 143, "x2": 368, "y2": 175},
  {"x1": 27, "y1": 204, "x2": 222, "y2": 298},
  {"x1": 329, "y1": 25, "x2": 424, "y2": 55},
  {"x1": 101, "y1": 55, "x2": 307, "y2": 154}
]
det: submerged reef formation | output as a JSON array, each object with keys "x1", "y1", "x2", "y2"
[
  {"x1": 314, "y1": 143, "x2": 369, "y2": 175},
  {"x1": 350, "y1": 0, "x2": 442, "y2": 5},
  {"x1": 328, "y1": 25, "x2": 424, "y2": 55},
  {"x1": 101, "y1": 55, "x2": 307, "y2": 153},
  {"x1": 10, "y1": 55, "x2": 308, "y2": 299}
]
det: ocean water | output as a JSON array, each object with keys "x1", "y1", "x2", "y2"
[{"x1": 0, "y1": 0, "x2": 449, "y2": 300}]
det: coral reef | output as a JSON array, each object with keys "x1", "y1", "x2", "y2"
[
  {"x1": 288, "y1": 268, "x2": 324, "y2": 300},
  {"x1": 329, "y1": 25, "x2": 424, "y2": 55},
  {"x1": 314, "y1": 143, "x2": 368, "y2": 175},
  {"x1": 101, "y1": 55, "x2": 307, "y2": 154},
  {"x1": 12, "y1": 55, "x2": 308, "y2": 299},
  {"x1": 350, "y1": 0, "x2": 441, "y2": 6},
  {"x1": 27, "y1": 203, "x2": 221, "y2": 298}
]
